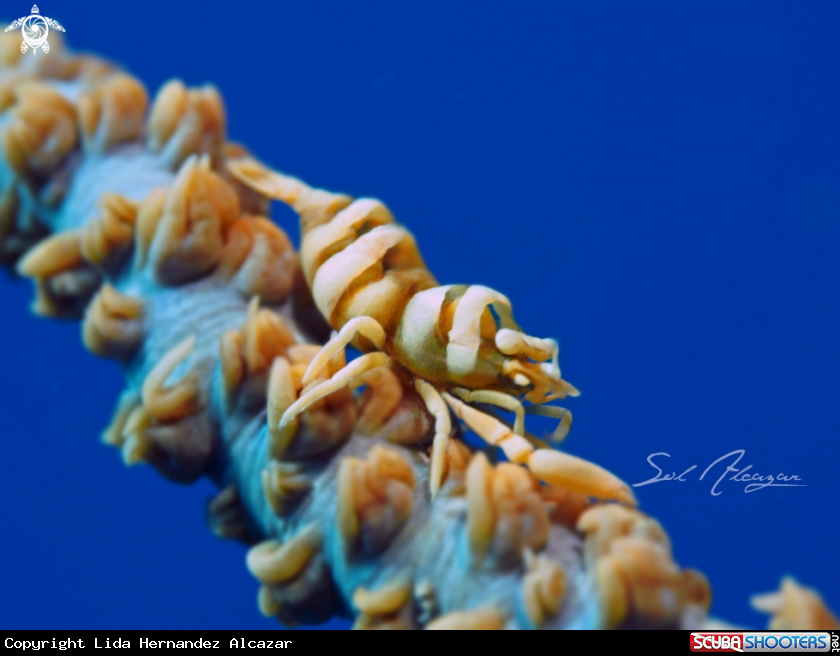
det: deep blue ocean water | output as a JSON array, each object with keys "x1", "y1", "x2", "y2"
[{"x1": 1, "y1": 1, "x2": 838, "y2": 630}]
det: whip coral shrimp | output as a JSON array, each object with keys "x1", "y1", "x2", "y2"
[{"x1": 228, "y1": 157, "x2": 636, "y2": 505}]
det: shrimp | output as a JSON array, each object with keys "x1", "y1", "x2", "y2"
[{"x1": 227, "y1": 157, "x2": 636, "y2": 506}]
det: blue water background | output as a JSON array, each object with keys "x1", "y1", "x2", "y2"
[{"x1": 1, "y1": 1, "x2": 838, "y2": 630}]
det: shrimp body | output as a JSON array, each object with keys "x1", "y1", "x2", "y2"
[
  {"x1": 228, "y1": 157, "x2": 635, "y2": 505},
  {"x1": 293, "y1": 186, "x2": 571, "y2": 400}
]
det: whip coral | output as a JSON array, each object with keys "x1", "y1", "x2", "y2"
[{"x1": 1, "y1": 20, "x2": 837, "y2": 631}]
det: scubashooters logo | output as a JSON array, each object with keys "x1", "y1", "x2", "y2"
[
  {"x1": 4, "y1": 5, "x2": 65, "y2": 55},
  {"x1": 690, "y1": 632, "x2": 835, "y2": 652}
]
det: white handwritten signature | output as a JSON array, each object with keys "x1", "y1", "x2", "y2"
[{"x1": 632, "y1": 450, "x2": 806, "y2": 495}]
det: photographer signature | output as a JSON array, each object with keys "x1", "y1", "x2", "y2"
[{"x1": 632, "y1": 450, "x2": 806, "y2": 495}]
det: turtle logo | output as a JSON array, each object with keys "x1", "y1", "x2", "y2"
[{"x1": 4, "y1": 5, "x2": 65, "y2": 55}]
